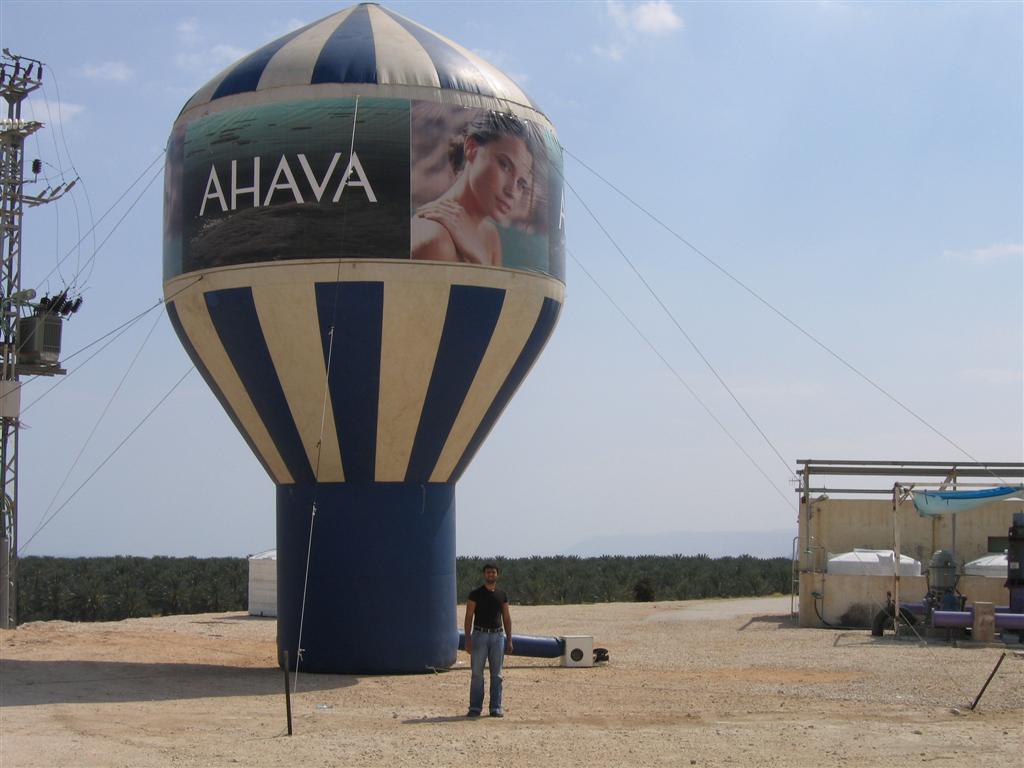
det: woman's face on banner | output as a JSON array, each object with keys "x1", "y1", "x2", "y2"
[{"x1": 465, "y1": 135, "x2": 534, "y2": 222}]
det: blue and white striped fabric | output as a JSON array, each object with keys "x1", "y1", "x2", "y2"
[
  {"x1": 165, "y1": 262, "x2": 563, "y2": 487},
  {"x1": 183, "y1": 3, "x2": 540, "y2": 115}
]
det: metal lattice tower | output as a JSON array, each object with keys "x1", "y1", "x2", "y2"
[
  {"x1": 0, "y1": 50, "x2": 80, "y2": 627},
  {"x1": 0, "y1": 50, "x2": 51, "y2": 628}
]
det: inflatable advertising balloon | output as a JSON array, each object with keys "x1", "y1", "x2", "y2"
[{"x1": 163, "y1": 3, "x2": 564, "y2": 673}]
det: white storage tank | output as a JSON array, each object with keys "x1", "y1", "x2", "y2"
[
  {"x1": 827, "y1": 549, "x2": 921, "y2": 576},
  {"x1": 963, "y1": 553, "x2": 1007, "y2": 578},
  {"x1": 248, "y1": 549, "x2": 277, "y2": 617}
]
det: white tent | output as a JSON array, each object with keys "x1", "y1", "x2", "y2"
[
  {"x1": 963, "y1": 553, "x2": 1008, "y2": 579},
  {"x1": 248, "y1": 549, "x2": 277, "y2": 617},
  {"x1": 827, "y1": 548, "x2": 922, "y2": 577}
]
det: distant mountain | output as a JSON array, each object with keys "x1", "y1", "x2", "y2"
[{"x1": 565, "y1": 528, "x2": 795, "y2": 558}]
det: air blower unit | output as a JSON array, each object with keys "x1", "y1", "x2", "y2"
[{"x1": 561, "y1": 636, "x2": 593, "y2": 668}]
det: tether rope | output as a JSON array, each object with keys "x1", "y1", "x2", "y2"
[
  {"x1": 561, "y1": 146, "x2": 1005, "y2": 484},
  {"x1": 568, "y1": 248, "x2": 794, "y2": 511},
  {"x1": 293, "y1": 95, "x2": 361, "y2": 695},
  {"x1": 560, "y1": 171, "x2": 797, "y2": 484}
]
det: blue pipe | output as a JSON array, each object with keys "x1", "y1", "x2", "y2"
[
  {"x1": 457, "y1": 630, "x2": 564, "y2": 658},
  {"x1": 932, "y1": 610, "x2": 1024, "y2": 630}
]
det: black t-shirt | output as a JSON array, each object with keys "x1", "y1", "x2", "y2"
[{"x1": 468, "y1": 585, "x2": 508, "y2": 629}]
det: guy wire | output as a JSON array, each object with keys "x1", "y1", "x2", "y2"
[
  {"x1": 560, "y1": 172, "x2": 797, "y2": 483},
  {"x1": 568, "y1": 247, "x2": 794, "y2": 512},
  {"x1": 561, "y1": 146, "x2": 1004, "y2": 484},
  {"x1": 293, "y1": 94, "x2": 362, "y2": 696}
]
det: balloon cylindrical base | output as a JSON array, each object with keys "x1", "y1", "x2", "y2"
[{"x1": 275, "y1": 482, "x2": 457, "y2": 674}]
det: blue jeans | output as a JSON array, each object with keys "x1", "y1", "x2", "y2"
[{"x1": 469, "y1": 630, "x2": 505, "y2": 714}]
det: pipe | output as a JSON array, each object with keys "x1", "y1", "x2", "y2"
[
  {"x1": 933, "y1": 611, "x2": 971, "y2": 628},
  {"x1": 457, "y1": 630, "x2": 564, "y2": 658},
  {"x1": 932, "y1": 610, "x2": 1024, "y2": 630},
  {"x1": 903, "y1": 603, "x2": 1012, "y2": 615},
  {"x1": 996, "y1": 613, "x2": 1024, "y2": 630}
]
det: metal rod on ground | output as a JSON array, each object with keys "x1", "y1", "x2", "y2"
[
  {"x1": 969, "y1": 652, "x2": 1006, "y2": 711},
  {"x1": 284, "y1": 651, "x2": 292, "y2": 737},
  {"x1": 0, "y1": 536, "x2": 8, "y2": 626}
]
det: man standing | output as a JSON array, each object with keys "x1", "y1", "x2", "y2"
[{"x1": 464, "y1": 563, "x2": 513, "y2": 717}]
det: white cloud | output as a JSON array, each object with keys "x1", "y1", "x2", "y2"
[
  {"x1": 596, "y1": 1, "x2": 683, "y2": 62},
  {"x1": 176, "y1": 44, "x2": 248, "y2": 76},
  {"x1": 175, "y1": 15, "x2": 295, "y2": 78},
  {"x1": 177, "y1": 18, "x2": 201, "y2": 46},
  {"x1": 593, "y1": 44, "x2": 626, "y2": 62},
  {"x1": 82, "y1": 62, "x2": 134, "y2": 82},
  {"x1": 280, "y1": 18, "x2": 306, "y2": 34},
  {"x1": 943, "y1": 242, "x2": 1023, "y2": 264},
  {"x1": 471, "y1": 48, "x2": 529, "y2": 85},
  {"x1": 630, "y1": 1, "x2": 684, "y2": 35},
  {"x1": 212, "y1": 44, "x2": 249, "y2": 65}
]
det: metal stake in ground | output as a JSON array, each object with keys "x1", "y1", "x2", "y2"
[
  {"x1": 284, "y1": 651, "x2": 292, "y2": 737},
  {"x1": 969, "y1": 652, "x2": 1006, "y2": 711}
]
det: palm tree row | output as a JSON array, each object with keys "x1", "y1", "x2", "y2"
[{"x1": 14, "y1": 553, "x2": 791, "y2": 622}]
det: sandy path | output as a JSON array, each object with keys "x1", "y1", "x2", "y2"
[{"x1": 2, "y1": 597, "x2": 1021, "y2": 767}]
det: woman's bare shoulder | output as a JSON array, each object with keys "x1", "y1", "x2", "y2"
[{"x1": 411, "y1": 216, "x2": 458, "y2": 262}]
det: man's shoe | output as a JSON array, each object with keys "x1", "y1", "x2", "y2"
[
  {"x1": 489, "y1": 710, "x2": 504, "y2": 717},
  {"x1": 466, "y1": 710, "x2": 481, "y2": 718}
]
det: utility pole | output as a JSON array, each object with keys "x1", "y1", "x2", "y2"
[{"x1": 0, "y1": 50, "x2": 73, "y2": 629}]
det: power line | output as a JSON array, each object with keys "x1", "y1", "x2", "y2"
[
  {"x1": 42, "y1": 65, "x2": 98, "y2": 286},
  {"x1": 8, "y1": 276, "x2": 202, "y2": 413},
  {"x1": 39, "y1": 161, "x2": 163, "y2": 293},
  {"x1": 18, "y1": 315, "x2": 141, "y2": 416},
  {"x1": 69, "y1": 161, "x2": 163, "y2": 290},
  {"x1": 33, "y1": 148, "x2": 165, "y2": 291},
  {"x1": 26, "y1": 311, "x2": 163, "y2": 548},
  {"x1": 18, "y1": 365, "x2": 195, "y2": 555}
]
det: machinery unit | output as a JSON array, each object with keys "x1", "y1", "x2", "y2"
[
  {"x1": 924, "y1": 549, "x2": 964, "y2": 613},
  {"x1": 1009, "y1": 512, "x2": 1024, "y2": 614},
  {"x1": 16, "y1": 314, "x2": 62, "y2": 365},
  {"x1": 561, "y1": 636, "x2": 594, "y2": 668}
]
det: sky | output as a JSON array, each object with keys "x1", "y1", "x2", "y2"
[{"x1": 1, "y1": 1, "x2": 1021, "y2": 559}]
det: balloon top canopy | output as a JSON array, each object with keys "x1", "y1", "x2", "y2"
[{"x1": 179, "y1": 2, "x2": 550, "y2": 127}]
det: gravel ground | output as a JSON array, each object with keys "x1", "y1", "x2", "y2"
[{"x1": 1, "y1": 596, "x2": 1021, "y2": 767}]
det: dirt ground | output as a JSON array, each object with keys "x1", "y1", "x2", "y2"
[{"x1": 1, "y1": 596, "x2": 1021, "y2": 767}]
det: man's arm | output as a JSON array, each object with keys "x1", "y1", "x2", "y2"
[
  {"x1": 464, "y1": 599, "x2": 476, "y2": 653},
  {"x1": 502, "y1": 602, "x2": 513, "y2": 653}
]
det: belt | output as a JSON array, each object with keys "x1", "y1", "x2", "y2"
[{"x1": 473, "y1": 626, "x2": 504, "y2": 633}]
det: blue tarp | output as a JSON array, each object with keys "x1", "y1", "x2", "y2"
[{"x1": 912, "y1": 485, "x2": 1024, "y2": 517}]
